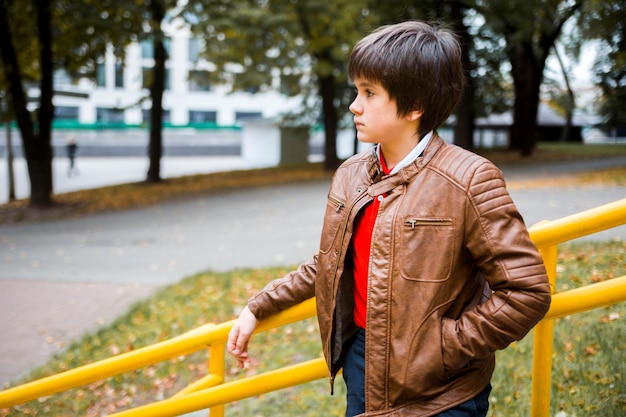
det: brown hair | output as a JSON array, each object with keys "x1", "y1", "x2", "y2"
[{"x1": 348, "y1": 21, "x2": 465, "y2": 137}]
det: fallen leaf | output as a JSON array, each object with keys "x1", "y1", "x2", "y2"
[{"x1": 584, "y1": 346, "x2": 597, "y2": 356}]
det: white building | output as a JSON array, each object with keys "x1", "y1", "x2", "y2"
[{"x1": 51, "y1": 18, "x2": 300, "y2": 130}]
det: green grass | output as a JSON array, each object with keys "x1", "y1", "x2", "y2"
[
  {"x1": 537, "y1": 142, "x2": 626, "y2": 156},
  {"x1": 2, "y1": 240, "x2": 625, "y2": 416}
]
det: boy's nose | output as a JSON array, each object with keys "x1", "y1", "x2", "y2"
[{"x1": 349, "y1": 98, "x2": 361, "y2": 115}]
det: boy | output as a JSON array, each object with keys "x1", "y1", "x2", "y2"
[{"x1": 228, "y1": 21, "x2": 551, "y2": 416}]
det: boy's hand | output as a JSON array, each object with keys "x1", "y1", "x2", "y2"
[{"x1": 227, "y1": 305, "x2": 259, "y2": 368}]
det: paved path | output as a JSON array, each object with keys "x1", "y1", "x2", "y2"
[{"x1": 1, "y1": 156, "x2": 625, "y2": 391}]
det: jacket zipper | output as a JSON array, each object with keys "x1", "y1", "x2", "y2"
[
  {"x1": 405, "y1": 218, "x2": 453, "y2": 229},
  {"x1": 329, "y1": 191, "x2": 370, "y2": 289},
  {"x1": 327, "y1": 189, "x2": 370, "y2": 387},
  {"x1": 328, "y1": 195, "x2": 345, "y2": 213}
]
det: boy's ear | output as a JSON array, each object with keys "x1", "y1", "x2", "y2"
[{"x1": 406, "y1": 108, "x2": 423, "y2": 122}]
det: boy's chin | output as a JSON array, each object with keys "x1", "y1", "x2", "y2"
[{"x1": 356, "y1": 134, "x2": 376, "y2": 144}]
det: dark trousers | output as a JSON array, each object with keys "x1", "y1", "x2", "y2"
[
  {"x1": 342, "y1": 328, "x2": 491, "y2": 417},
  {"x1": 343, "y1": 328, "x2": 366, "y2": 416}
]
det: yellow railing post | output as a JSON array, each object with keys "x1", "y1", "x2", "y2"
[
  {"x1": 170, "y1": 324, "x2": 226, "y2": 416},
  {"x1": 208, "y1": 342, "x2": 225, "y2": 417},
  {"x1": 531, "y1": 243, "x2": 558, "y2": 417}
]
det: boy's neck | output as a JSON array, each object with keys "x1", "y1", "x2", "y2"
[
  {"x1": 379, "y1": 134, "x2": 420, "y2": 168},
  {"x1": 378, "y1": 131, "x2": 433, "y2": 175}
]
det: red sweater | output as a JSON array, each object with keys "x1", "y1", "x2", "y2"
[{"x1": 351, "y1": 152, "x2": 391, "y2": 328}]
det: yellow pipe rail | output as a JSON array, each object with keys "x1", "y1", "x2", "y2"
[
  {"x1": 5, "y1": 273, "x2": 620, "y2": 417},
  {"x1": 528, "y1": 198, "x2": 626, "y2": 246},
  {"x1": 529, "y1": 198, "x2": 626, "y2": 417},
  {"x1": 106, "y1": 274, "x2": 626, "y2": 417},
  {"x1": 107, "y1": 358, "x2": 329, "y2": 417},
  {"x1": 0, "y1": 321, "x2": 231, "y2": 408},
  {"x1": 545, "y1": 275, "x2": 626, "y2": 320},
  {"x1": 0, "y1": 297, "x2": 316, "y2": 409},
  {"x1": 0, "y1": 198, "x2": 625, "y2": 416}
]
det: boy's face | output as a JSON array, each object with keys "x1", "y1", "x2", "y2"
[{"x1": 349, "y1": 78, "x2": 422, "y2": 149}]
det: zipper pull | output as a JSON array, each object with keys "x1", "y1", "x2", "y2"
[{"x1": 407, "y1": 219, "x2": 417, "y2": 229}]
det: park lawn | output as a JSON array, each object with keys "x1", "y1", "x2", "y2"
[{"x1": 1, "y1": 240, "x2": 625, "y2": 417}]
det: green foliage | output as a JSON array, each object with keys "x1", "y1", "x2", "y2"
[
  {"x1": 182, "y1": 0, "x2": 375, "y2": 130},
  {"x1": 1, "y1": 0, "x2": 143, "y2": 83},
  {"x1": 52, "y1": 0, "x2": 137, "y2": 78},
  {"x1": 184, "y1": 0, "x2": 371, "y2": 93},
  {"x1": 1, "y1": 1, "x2": 40, "y2": 85},
  {"x1": 2, "y1": 241, "x2": 625, "y2": 416}
]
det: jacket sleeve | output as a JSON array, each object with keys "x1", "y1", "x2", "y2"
[
  {"x1": 247, "y1": 253, "x2": 318, "y2": 320},
  {"x1": 442, "y1": 161, "x2": 551, "y2": 370}
]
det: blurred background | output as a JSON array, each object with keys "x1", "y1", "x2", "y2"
[{"x1": 1, "y1": 0, "x2": 625, "y2": 206}]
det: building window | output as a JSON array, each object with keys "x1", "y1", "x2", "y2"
[
  {"x1": 235, "y1": 111, "x2": 262, "y2": 122},
  {"x1": 189, "y1": 110, "x2": 217, "y2": 123},
  {"x1": 115, "y1": 63, "x2": 124, "y2": 88},
  {"x1": 141, "y1": 37, "x2": 171, "y2": 60},
  {"x1": 189, "y1": 38, "x2": 201, "y2": 63},
  {"x1": 97, "y1": 107, "x2": 125, "y2": 124},
  {"x1": 188, "y1": 70, "x2": 211, "y2": 91},
  {"x1": 142, "y1": 109, "x2": 171, "y2": 123},
  {"x1": 141, "y1": 39, "x2": 153, "y2": 59},
  {"x1": 96, "y1": 62, "x2": 106, "y2": 87},
  {"x1": 55, "y1": 106, "x2": 79, "y2": 120},
  {"x1": 53, "y1": 69, "x2": 75, "y2": 88}
]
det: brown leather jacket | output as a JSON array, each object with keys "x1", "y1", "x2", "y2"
[{"x1": 248, "y1": 133, "x2": 551, "y2": 416}]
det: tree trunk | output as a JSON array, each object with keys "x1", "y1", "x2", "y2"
[
  {"x1": 5, "y1": 118, "x2": 16, "y2": 201},
  {"x1": 505, "y1": 0, "x2": 576, "y2": 156},
  {"x1": 509, "y1": 42, "x2": 541, "y2": 156},
  {"x1": 319, "y1": 74, "x2": 340, "y2": 170},
  {"x1": 450, "y1": 3, "x2": 475, "y2": 150},
  {"x1": 0, "y1": 0, "x2": 53, "y2": 206},
  {"x1": 36, "y1": 0, "x2": 54, "y2": 197},
  {"x1": 146, "y1": 0, "x2": 165, "y2": 183},
  {"x1": 554, "y1": 45, "x2": 575, "y2": 143}
]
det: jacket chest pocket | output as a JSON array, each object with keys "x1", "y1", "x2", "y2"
[
  {"x1": 319, "y1": 194, "x2": 347, "y2": 254},
  {"x1": 399, "y1": 217, "x2": 456, "y2": 282}
]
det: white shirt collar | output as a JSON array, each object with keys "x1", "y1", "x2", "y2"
[{"x1": 377, "y1": 131, "x2": 433, "y2": 176}]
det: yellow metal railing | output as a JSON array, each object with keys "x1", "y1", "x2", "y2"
[
  {"x1": 1, "y1": 198, "x2": 625, "y2": 416},
  {"x1": 0, "y1": 299, "x2": 318, "y2": 416},
  {"x1": 527, "y1": 197, "x2": 626, "y2": 417}
]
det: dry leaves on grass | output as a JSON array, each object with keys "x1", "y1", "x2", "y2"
[
  {"x1": 2, "y1": 145, "x2": 625, "y2": 224},
  {"x1": 0, "y1": 163, "x2": 332, "y2": 224}
]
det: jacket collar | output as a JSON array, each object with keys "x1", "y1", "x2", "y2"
[
  {"x1": 377, "y1": 131, "x2": 434, "y2": 176},
  {"x1": 365, "y1": 131, "x2": 445, "y2": 197}
]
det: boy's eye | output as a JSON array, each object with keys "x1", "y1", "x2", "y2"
[
  {"x1": 355, "y1": 89, "x2": 374, "y2": 96},
  {"x1": 353, "y1": 87, "x2": 375, "y2": 98}
]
